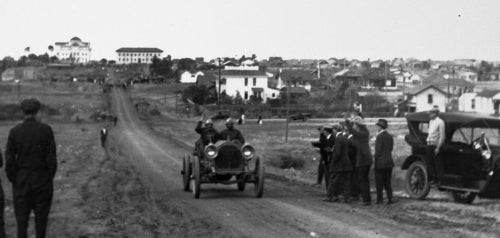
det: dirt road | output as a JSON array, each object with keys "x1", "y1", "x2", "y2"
[{"x1": 106, "y1": 86, "x2": 500, "y2": 238}]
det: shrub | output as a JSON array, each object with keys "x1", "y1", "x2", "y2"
[{"x1": 267, "y1": 153, "x2": 305, "y2": 170}]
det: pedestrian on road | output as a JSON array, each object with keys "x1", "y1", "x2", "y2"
[
  {"x1": 426, "y1": 106, "x2": 445, "y2": 184},
  {"x1": 100, "y1": 128, "x2": 108, "y2": 148},
  {"x1": 346, "y1": 116, "x2": 373, "y2": 206},
  {"x1": 0, "y1": 146, "x2": 6, "y2": 238},
  {"x1": 311, "y1": 126, "x2": 327, "y2": 187},
  {"x1": 257, "y1": 115, "x2": 263, "y2": 125},
  {"x1": 324, "y1": 124, "x2": 353, "y2": 203},
  {"x1": 374, "y1": 119, "x2": 395, "y2": 204},
  {"x1": 6, "y1": 98, "x2": 57, "y2": 238}
]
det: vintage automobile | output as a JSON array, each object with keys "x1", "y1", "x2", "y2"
[
  {"x1": 211, "y1": 110, "x2": 231, "y2": 121},
  {"x1": 181, "y1": 140, "x2": 265, "y2": 199},
  {"x1": 403, "y1": 112, "x2": 500, "y2": 204},
  {"x1": 289, "y1": 112, "x2": 313, "y2": 122}
]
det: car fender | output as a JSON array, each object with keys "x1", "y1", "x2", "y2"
[{"x1": 401, "y1": 154, "x2": 428, "y2": 170}]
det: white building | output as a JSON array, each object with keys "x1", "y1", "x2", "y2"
[
  {"x1": 55, "y1": 37, "x2": 91, "y2": 64},
  {"x1": 459, "y1": 91, "x2": 500, "y2": 114},
  {"x1": 410, "y1": 85, "x2": 448, "y2": 112},
  {"x1": 180, "y1": 71, "x2": 204, "y2": 84},
  {"x1": 116, "y1": 48, "x2": 163, "y2": 64},
  {"x1": 217, "y1": 65, "x2": 276, "y2": 102}
]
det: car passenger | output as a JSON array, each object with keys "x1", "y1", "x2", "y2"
[
  {"x1": 194, "y1": 119, "x2": 221, "y2": 156},
  {"x1": 220, "y1": 118, "x2": 245, "y2": 144}
]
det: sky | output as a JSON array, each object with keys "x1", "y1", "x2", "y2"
[{"x1": 1, "y1": 0, "x2": 500, "y2": 62}]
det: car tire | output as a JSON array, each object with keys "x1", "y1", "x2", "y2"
[
  {"x1": 451, "y1": 191, "x2": 477, "y2": 204},
  {"x1": 192, "y1": 155, "x2": 201, "y2": 199},
  {"x1": 405, "y1": 160, "x2": 430, "y2": 200},
  {"x1": 182, "y1": 155, "x2": 191, "y2": 192},
  {"x1": 254, "y1": 156, "x2": 265, "y2": 198}
]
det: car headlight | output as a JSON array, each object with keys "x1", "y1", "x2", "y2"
[
  {"x1": 204, "y1": 144, "x2": 218, "y2": 160},
  {"x1": 482, "y1": 150, "x2": 491, "y2": 160},
  {"x1": 241, "y1": 144, "x2": 255, "y2": 160}
]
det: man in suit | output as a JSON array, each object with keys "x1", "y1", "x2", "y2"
[
  {"x1": 374, "y1": 119, "x2": 395, "y2": 204},
  {"x1": 312, "y1": 126, "x2": 327, "y2": 186},
  {"x1": 342, "y1": 123, "x2": 360, "y2": 202},
  {"x1": 324, "y1": 124, "x2": 353, "y2": 202},
  {"x1": 6, "y1": 98, "x2": 58, "y2": 238},
  {"x1": 319, "y1": 125, "x2": 335, "y2": 192},
  {"x1": 220, "y1": 118, "x2": 245, "y2": 144},
  {"x1": 346, "y1": 116, "x2": 373, "y2": 205},
  {"x1": 0, "y1": 146, "x2": 5, "y2": 238}
]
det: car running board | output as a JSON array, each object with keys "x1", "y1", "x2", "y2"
[{"x1": 438, "y1": 185, "x2": 480, "y2": 193}]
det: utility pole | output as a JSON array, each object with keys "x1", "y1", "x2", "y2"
[
  {"x1": 218, "y1": 57, "x2": 222, "y2": 110},
  {"x1": 285, "y1": 79, "x2": 290, "y2": 143},
  {"x1": 15, "y1": 80, "x2": 20, "y2": 99}
]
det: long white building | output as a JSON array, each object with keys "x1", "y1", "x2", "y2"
[
  {"x1": 55, "y1": 37, "x2": 91, "y2": 64},
  {"x1": 116, "y1": 47, "x2": 163, "y2": 64}
]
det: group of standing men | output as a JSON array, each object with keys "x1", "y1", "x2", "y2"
[
  {"x1": 0, "y1": 98, "x2": 57, "y2": 238},
  {"x1": 312, "y1": 115, "x2": 395, "y2": 205}
]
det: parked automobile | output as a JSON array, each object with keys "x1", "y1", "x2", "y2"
[
  {"x1": 211, "y1": 110, "x2": 231, "y2": 121},
  {"x1": 289, "y1": 112, "x2": 312, "y2": 121},
  {"x1": 181, "y1": 140, "x2": 265, "y2": 199},
  {"x1": 402, "y1": 112, "x2": 500, "y2": 204}
]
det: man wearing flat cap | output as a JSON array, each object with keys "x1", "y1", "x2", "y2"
[
  {"x1": 426, "y1": 106, "x2": 445, "y2": 184},
  {"x1": 311, "y1": 126, "x2": 328, "y2": 186},
  {"x1": 374, "y1": 119, "x2": 395, "y2": 204},
  {"x1": 6, "y1": 98, "x2": 57, "y2": 238}
]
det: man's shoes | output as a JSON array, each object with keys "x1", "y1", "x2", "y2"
[
  {"x1": 387, "y1": 199, "x2": 397, "y2": 205},
  {"x1": 376, "y1": 200, "x2": 383, "y2": 205}
]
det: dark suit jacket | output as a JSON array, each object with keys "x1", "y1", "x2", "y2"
[
  {"x1": 5, "y1": 117, "x2": 57, "y2": 187},
  {"x1": 323, "y1": 134, "x2": 335, "y2": 164},
  {"x1": 312, "y1": 134, "x2": 328, "y2": 159},
  {"x1": 374, "y1": 130, "x2": 394, "y2": 169},
  {"x1": 220, "y1": 128, "x2": 245, "y2": 144},
  {"x1": 331, "y1": 133, "x2": 353, "y2": 172},
  {"x1": 346, "y1": 120, "x2": 373, "y2": 167}
]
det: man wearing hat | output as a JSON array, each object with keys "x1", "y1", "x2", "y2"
[
  {"x1": 346, "y1": 115, "x2": 373, "y2": 205},
  {"x1": 220, "y1": 118, "x2": 245, "y2": 144},
  {"x1": 6, "y1": 98, "x2": 57, "y2": 238},
  {"x1": 374, "y1": 119, "x2": 395, "y2": 204},
  {"x1": 194, "y1": 118, "x2": 221, "y2": 156},
  {"x1": 426, "y1": 106, "x2": 445, "y2": 183},
  {"x1": 319, "y1": 125, "x2": 336, "y2": 190},
  {"x1": 312, "y1": 126, "x2": 327, "y2": 186},
  {"x1": 324, "y1": 124, "x2": 353, "y2": 203}
]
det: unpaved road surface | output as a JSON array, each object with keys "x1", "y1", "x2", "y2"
[{"x1": 108, "y1": 85, "x2": 500, "y2": 238}]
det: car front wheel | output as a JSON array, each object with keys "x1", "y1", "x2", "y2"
[
  {"x1": 182, "y1": 154, "x2": 192, "y2": 192},
  {"x1": 254, "y1": 156, "x2": 265, "y2": 198},
  {"x1": 192, "y1": 155, "x2": 201, "y2": 199},
  {"x1": 405, "y1": 160, "x2": 431, "y2": 200},
  {"x1": 451, "y1": 191, "x2": 476, "y2": 204}
]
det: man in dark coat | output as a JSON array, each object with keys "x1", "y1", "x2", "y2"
[
  {"x1": 317, "y1": 125, "x2": 335, "y2": 191},
  {"x1": 324, "y1": 125, "x2": 353, "y2": 202},
  {"x1": 346, "y1": 116, "x2": 373, "y2": 205},
  {"x1": 6, "y1": 98, "x2": 57, "y2": 238},
  {"x1": 100, "y1": 128, "x2": 107, "y2": 148},
  {"x1": 194, "y1": 119, "x2": 220, "y2": 156},
  {"x1": 220, "y1": 118, "x2": 245, "y2": 144},
  {"x1": 0, "y1": 146, "x2": 5, "y2": 237},
  {"x1": 342, "y1": 124, "x2": 360, "y2": 201},
  {"x1": 374, "y1": 119, "x2": 395, "y2": 204},
  {"x1": 312, "y1": 126, "x2": 327, "y2": 186}
]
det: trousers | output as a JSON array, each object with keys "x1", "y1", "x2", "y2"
[
  {"x1": 357, "y1": 165, "x2": 371, "y2": 203},
  {"x1": 13, "y1": 181, "x2": 53, "y2": 238},
  {"x1": 327, "y1": 171, "x2": 351, "y2": 200},
  {"x1": 426, "y1": 145, "x2": 444, "y2": 181},
  {"x1": 375, "y1": 168, "x2": 393, "y2": 202},
  {"x1": 0, "y1": 180, "x2": 5, "y2": 238}
]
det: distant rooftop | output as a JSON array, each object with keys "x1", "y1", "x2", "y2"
[{"x1": 116, "y1": 47, "x2": 163, "y2": 53}]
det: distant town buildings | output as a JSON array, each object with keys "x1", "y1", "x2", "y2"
[
  {"x1": 459, "y1": 90, "x2": 500, "y2": 114},
  {"x1": 115, "y1": 47, "x2": 163, "y2": 64},
  {"x1": 55, "y1": 37, "x2": 91, "y2": 64}
]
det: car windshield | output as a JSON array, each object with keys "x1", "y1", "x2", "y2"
[{"x1": 452, "y1": 127, "x2": 500, "y2": 148}]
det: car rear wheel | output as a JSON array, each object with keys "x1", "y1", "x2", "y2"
[
  {"x1": 254, "y1": 156, "x2": 265, "y2": 198},
  {"x1": 191, "y1": 155, "x2": 201, "y2": 199},
  {"x1": 451, "y1": 191, "x2": 477, "y2": 204},
  {"x1": 182, "y1": 155, "x2": 192, "y2": 192},
  {"x1": 405, "y1": 161, "x2": 430, "y2": 200}
]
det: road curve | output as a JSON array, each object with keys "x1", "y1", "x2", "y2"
[{"x1": 108, "y1": 87, "x2": 457, "y2": 238}]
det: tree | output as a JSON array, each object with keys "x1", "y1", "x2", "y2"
[
  {"x1": 100, "y1": 58, "x2": 108, "y2": 65},
  {"x1": 38, "y1": 53, "x2": 50, "y2": 64},
  {"x1": 49, "y1": 56, "x2": 59, "y2": 63},
  {"x1": 27, "y1": 54, "x2": 38, "y2": 60},
  {"x1": 361, "y1": 61, "x2": 371, "y2": 69},
  {"x1": 177, "y1": 58, "x2": 196, "y2": 72},
  {"x1": 219, "y1": 91, "x2": 233, "y2": 104},
  {"x1": 239, "y1": 55, "x2": 247, "y2": 63},
  {"x1": 251, "y1": 54, "x2": 257, "y2": 60},
  {"x1": 48, "y1": 45, "x2": 54, "y2": 52},
  {"x1": 150, "y1": 57, "x2": 174, "y2": 78},
  {"x1": 234, "y1": 91, "x2": 243, "y2": 105},
  {"x1": 182, "y1": 85, "x2": 214, "y2": 105}
]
